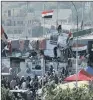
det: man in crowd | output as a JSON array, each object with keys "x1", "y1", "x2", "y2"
[{"x1": 10, "y1": 77, "x2": 17, "y2": 89}]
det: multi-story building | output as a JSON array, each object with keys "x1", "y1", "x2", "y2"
[{"x1": 2, "y1": 7, "x2": 39, "y2": 39}]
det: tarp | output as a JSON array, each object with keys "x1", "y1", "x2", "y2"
[
  {"x1": 85, "y1": 66, "x2": 93, "y2": 75},
  {"x1": 64, "y1": 69, "x2": 93, "y2": 81}
]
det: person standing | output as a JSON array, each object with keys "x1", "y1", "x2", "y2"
[
  {"x1": 54, "y1": 74, "x2": 59, "y2": 84},
  {"x1": 50, "y1": 65, "x2": 53, "y2": 73},
  {"x1": 10, "y1": 77, "x2": 17, "y2": 89},
  {"x1": 21, "y1": 80, "x2": 27, "y2": 90},
  {"x1": 20, "y1": 76, "x2": 25, "y2": 87},
  {"x1": 57, "y1": 25, "x2": 62, "y2": 34},
  {"x1": 27, "y1": 88, "x2": 32, "y2": 100}
]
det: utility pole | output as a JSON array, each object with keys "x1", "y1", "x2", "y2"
[
  {"x1": 43, "y1": 3, "x2": 45, "y2": 37},
  {"x1": 81, "y1": 2, "x2": 84, "y2": 30},
  {"x1": 26, "y1": 1, "x2": 28, "y2": 39},
  {"x1": 57, "y1": 1, "x2": 58, "y2": 23},
  {"x1": 56, "y1": 1, "x2": 59, "y2": 29},
  {"x1": 41, "y1": 2, "x2": 45, "y2": 88},
  {"x1": 72, "y1": 2, "x2": 78, "y2": 88},
  {"x1": 13, "y1": 9, "x2": 14, "y2": 39}
]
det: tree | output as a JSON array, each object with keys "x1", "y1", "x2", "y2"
[
  {"x1": 1, "y1": 87, "x2": 15, "y2": 100},
  {"x1": 43, "y1": 83, "x2": 93, "y2": 100}
]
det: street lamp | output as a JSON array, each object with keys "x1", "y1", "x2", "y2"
[{"x1": 71, "y1": 2, "x2": 78, "y2": 87}]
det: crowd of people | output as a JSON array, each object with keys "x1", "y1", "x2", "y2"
[
  {"x1": 2, "y1": 24, "x2": 91, "y2": 100},
  {"x1": 1, "y1": 64, "x2": 70, "y2": 100}
]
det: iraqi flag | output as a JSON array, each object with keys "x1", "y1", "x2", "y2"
[
  {"x1": 1, "y1": 25, "x2": 8, "y2": 42},
  {"x1": 42, "y1": 10, "x2": 53, "y2": 18},
  {"x1": 72, "y1": 44, "x2": 87, "y2": 51}
]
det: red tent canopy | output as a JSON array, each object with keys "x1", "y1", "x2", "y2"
[{"x1": 64, "y1": 69, "x2": 93, "y2": 82}]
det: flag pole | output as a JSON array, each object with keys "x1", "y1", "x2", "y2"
[
  {"x1": 43, "y1": 4, "x2": 45, "y2": 38},
  {"x1": 72, "y1": 2, "x2": 78, "y2": 88},
  {"x1": 81, "y1": 2, "x2": 84, "y2": 30},
  {"x1": 13, "y1": 9, "x2": 14, "y2": 39},
  {"x1": 56, "y1": 2, "x2": 58, "y2": 30},
  {"x1": 42, "y1": 3, "x2": 45, "y2": 90},
  {"x1": 26, "y1": 1, "x2": 28, "y2": 39}
]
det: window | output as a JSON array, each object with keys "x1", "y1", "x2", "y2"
[
  {"x1": 17, "y1": 21, "x2": 23, "y2": 26},
  {"x1": 7, "y1": 19, "x2": 12, "y2": 26},
  {"x1": 2, "y1": 20, "x2": 5, "y2": 25},
  {"x1": 8, "y1": 10, "x2": 11, "y2": 17},
  {"x1": 20, "y1": 21, "x2": 23, "y2": 25},
  {"x1": 32, "y1": 60, "x2": 41, "y2": 70},
  {"x1": 7, "y1": 30, "x2": 13, "y2": 34},
  {"x1": 14, "y1": 30, "x2": 22, "y2": 34},
  {"x1": 14, "y1": 21, "x2": 16, "y2": 26},
  {"x1": 35, "y1": 65, "x2": 41, "y2": 70},
  {"x1": 14, "y1": 30, "x2": 17, "y2": 34},
  {"x1": 30, "y1": 20, "x2": 32, "y2": 24},
  {"x1": 28, "y1": 20, "x2": 32, "y2": 25},
  {"x1": 18, "y1": 30, "x2": 22, "y2": 34},
  {"x1": 28, "y1": 29, "x2": 32, "y2": 34}
]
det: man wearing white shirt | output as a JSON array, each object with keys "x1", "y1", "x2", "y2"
[{"x1": 21, "y1": 80, "x2": 27, "y2": 90}]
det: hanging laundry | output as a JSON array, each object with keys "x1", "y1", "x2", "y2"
[
  {"x1": 1, "y1": 25, "x2": 8, "y2": 42},
  {"x1": 30, "y1": 40, "x2": 37, "y2": 49},
  {"x1": 24, "y1": 40, "x2": 29, "y2": 48},
  {"x1": 19, "y1": 40, "x2": 25, "y2": 51},
  {"x1": 30, "y1": 40, "x2": 39, "y2": 50},
  {"x1": 39, "y1": 39, "x2": 46, "y2": 50},
  {"x1": 7, "y1": 40, "x2": 12, "y2": 54},
  {"x1": 11, "y1": 40, "x2": 20, "y2": 50}
]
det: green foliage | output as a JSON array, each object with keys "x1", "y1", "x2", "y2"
[
  {"x1": 1, "y1": 87, "x2": 15, "y2": 100},
  {"x1": 43, "y1": 83, "x2": 93, "y2": 100}
]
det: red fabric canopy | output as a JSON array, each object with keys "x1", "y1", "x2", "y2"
[{"x1": 64, "y1": 69, "x2": 93, "y2": 82}]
